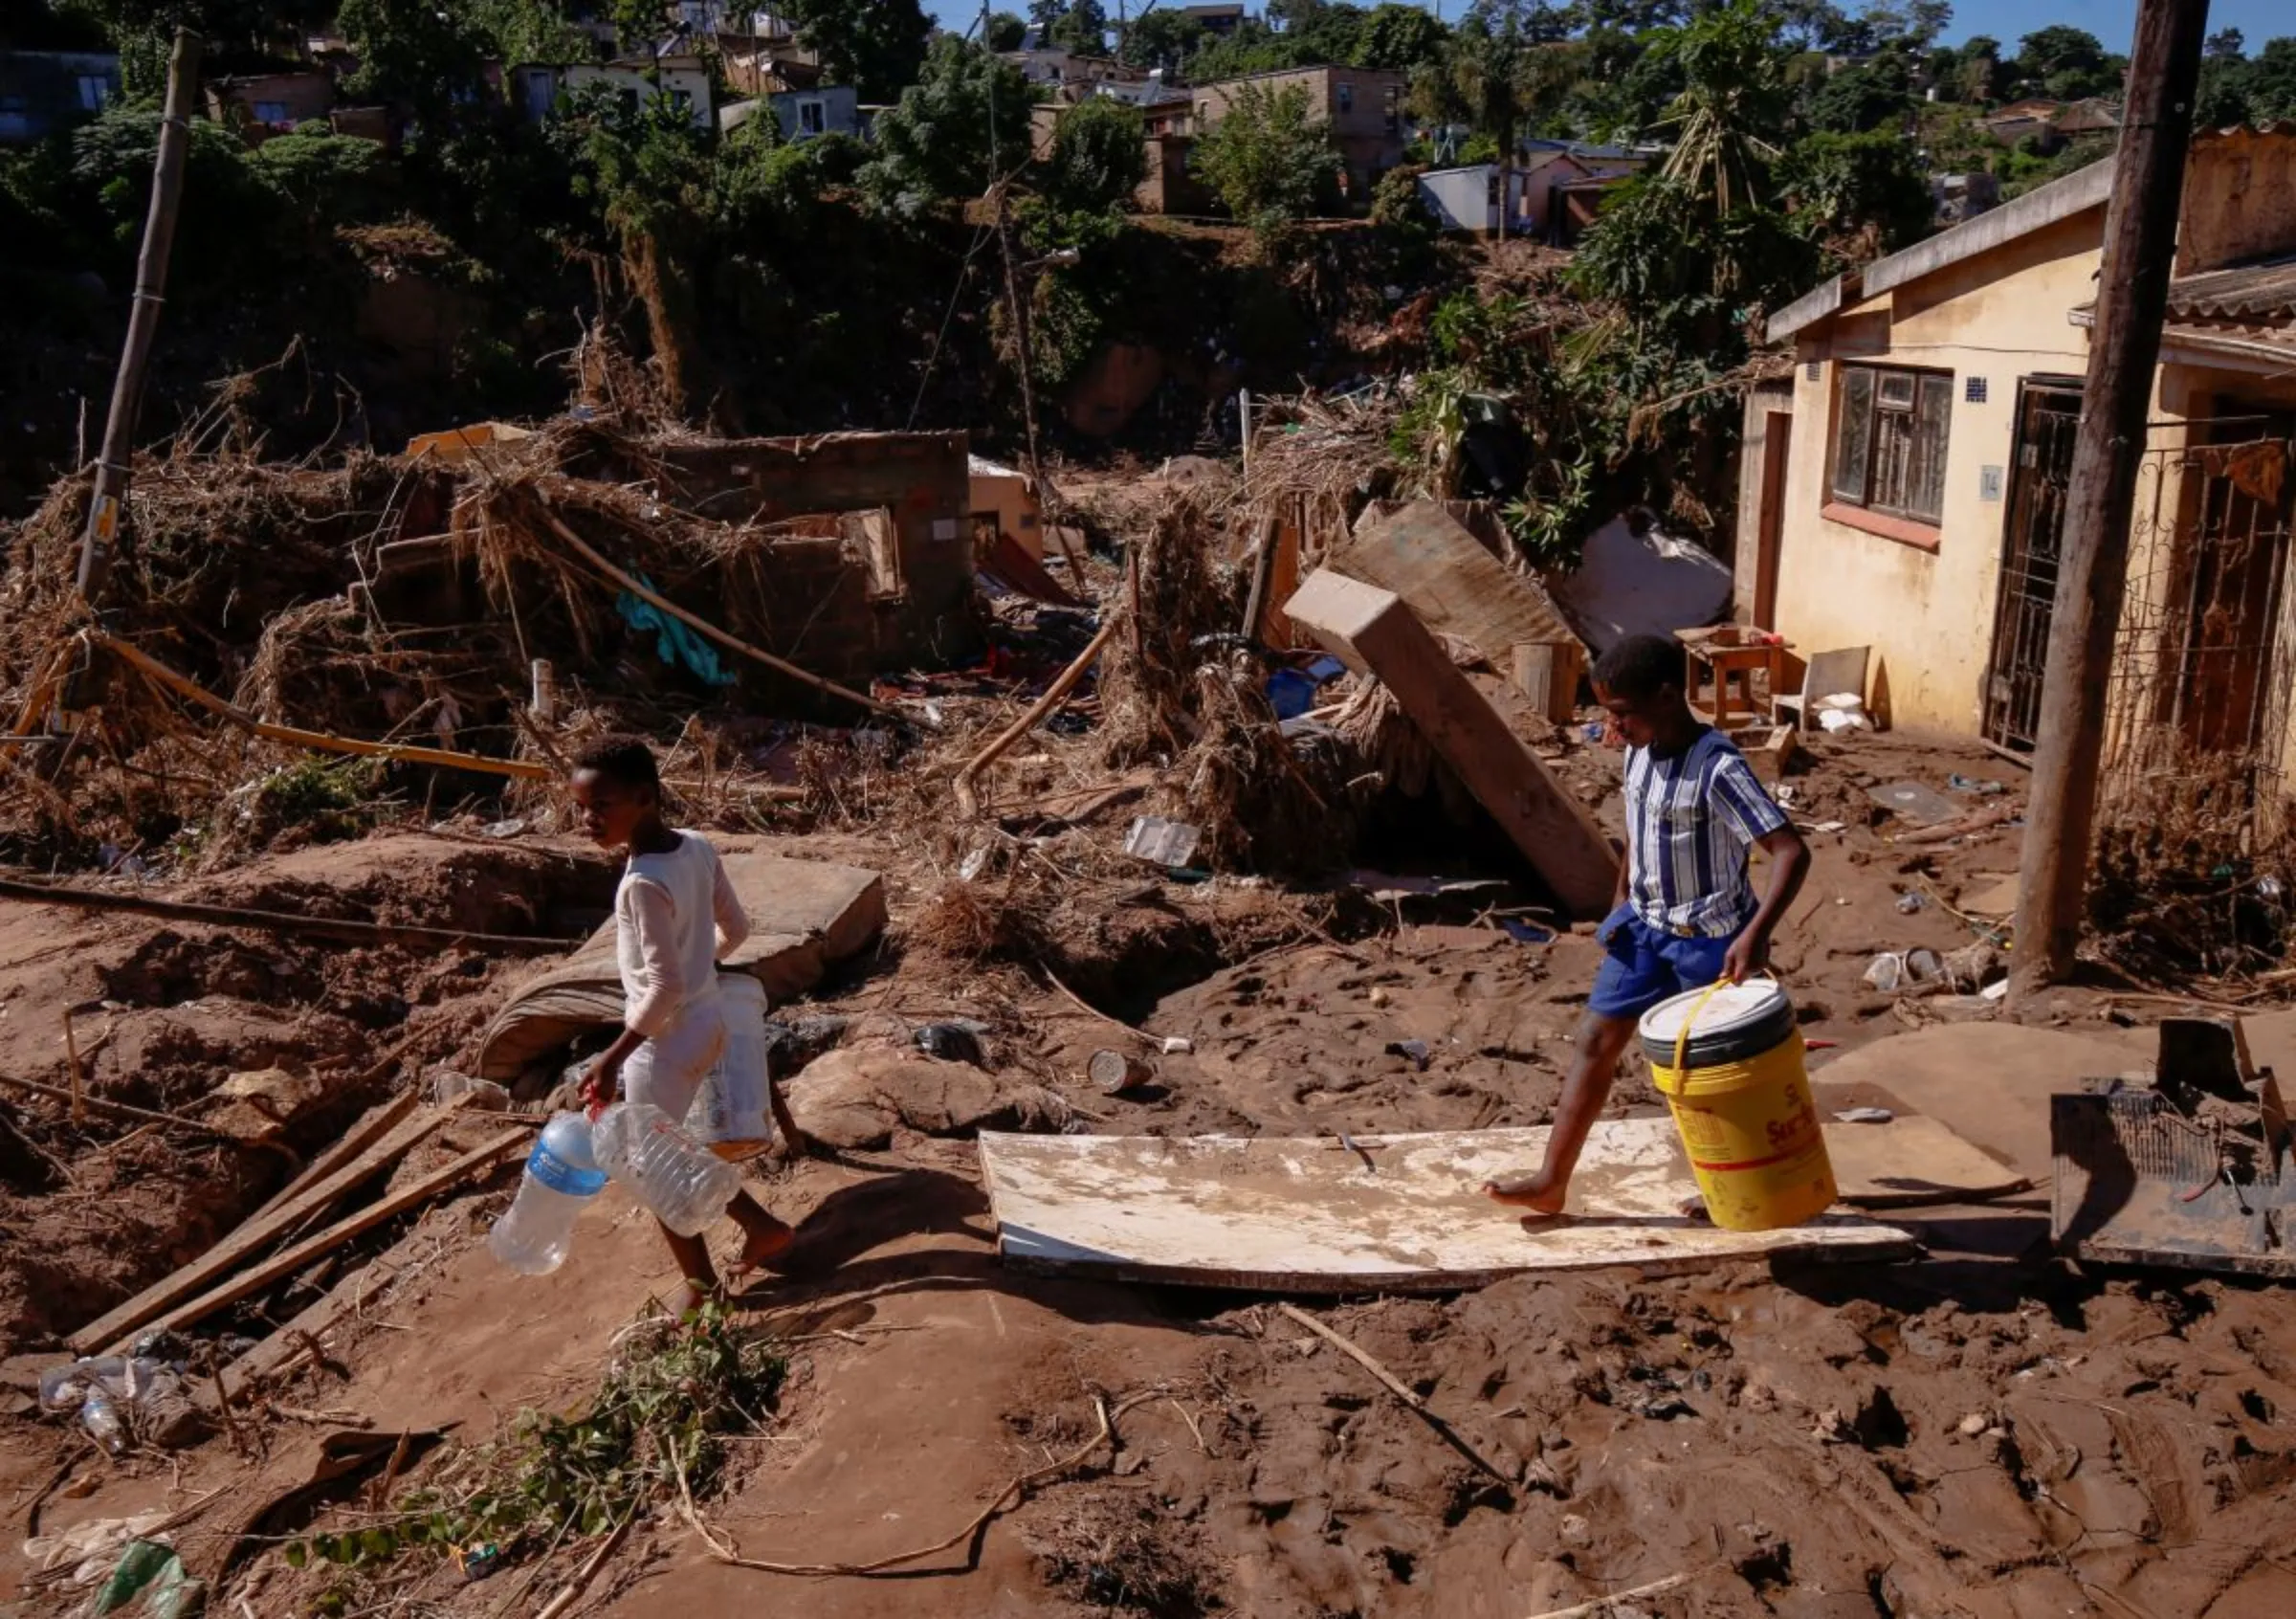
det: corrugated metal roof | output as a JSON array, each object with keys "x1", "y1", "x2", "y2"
[{"x1": 2167, "y1": 257, "x2": 2296, "y2": 322}]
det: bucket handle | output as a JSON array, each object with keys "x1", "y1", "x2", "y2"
[{"x1": 1660, "y1": 977, "x2": 1733, "y2": 1098}]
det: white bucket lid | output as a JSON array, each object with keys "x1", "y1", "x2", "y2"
[{"x1": 1637, "y1": 977, "x2": 1789, "y2": 1044}]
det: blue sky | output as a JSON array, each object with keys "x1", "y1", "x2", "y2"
[{"x1": 925, "y1": 2, "x2": 2291, "y2": 55}]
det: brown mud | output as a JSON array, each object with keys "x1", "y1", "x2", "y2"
[{"x1": 4, "y1": 734, "x2": 2293, "y2": 1618}]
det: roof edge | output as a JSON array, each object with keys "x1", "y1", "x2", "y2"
[
  {"x1": 1861, "y1": 159, "x2": 2113, "y2": 298},
  {"x1": 1763, "y1": 273, "x2": 1854, "y2": 344}
]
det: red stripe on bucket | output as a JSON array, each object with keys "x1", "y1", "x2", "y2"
[{"x1": 1689, "y1": 1146, "x2": 1819, "y2": 1174}]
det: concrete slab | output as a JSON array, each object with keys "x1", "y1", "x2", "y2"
[
  {"x1": 475, "y1": 853, "x2": 886, "y2": 1082},
  {"x1": 1339, "y1": 500, "x2": 1581, "y2": 661},
  {"x1": 1809, "y1": 1023, "x2": 2146, "y2": 1186},
  {"x1": 979, "y1": 1120, "x2": 1914, "y2": 1294}
]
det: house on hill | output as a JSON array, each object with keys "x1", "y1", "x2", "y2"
[
  {"x1": 0, "y1": 49, "x2": 119, "y2": 144},
  {"x1": 1416, "y1": 140, "x2": 1651, "y2": 241},
  {"x1": 1737, "y1": 125, "x2": 2296, "y2": 823},
  {"x1": 515, "y1": 54, "x2": 715, "y2": 128},
  {"x1": 1191, "y1": 65, "x2": 1408, "y2": 196}
]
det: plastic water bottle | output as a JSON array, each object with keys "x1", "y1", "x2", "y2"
[
  {"x1": 489, "y1": 1113, "x2": 607, "y2": 1275},
  {"x1": 591, "y1": 1101, "x2": 741, "y2": 1237}
]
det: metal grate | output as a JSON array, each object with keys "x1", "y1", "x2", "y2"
[
  {"x1": 1982, "y1": 383, "x2": 2082, "y2": 752},
  {"x1": 1965, "y1": 376, "x2": 1988, "y2": 404}
]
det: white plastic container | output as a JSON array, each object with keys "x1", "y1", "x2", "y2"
[
  {"x1": 687, "y1": 973, "x2": 773, "y2": 1157},
  {"x1": 592, "y1": 1101, "x2": 741, "y2": 1236},
  {"x1": 489, "y1": 1113, "x2": 607, "y2": 1275}
]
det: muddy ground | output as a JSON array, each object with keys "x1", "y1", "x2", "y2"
[{"x1": 5, "y1": 730, "x2": 2296, "y2": 1617}]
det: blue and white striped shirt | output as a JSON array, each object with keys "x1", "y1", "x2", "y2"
[{"x1": 1623, "y1": 729, "x2": 1791, "y2": 939}]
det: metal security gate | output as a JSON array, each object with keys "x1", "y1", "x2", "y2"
[{"x1": 1983, "y1": 380, "x2": 2084, "y2": 751}]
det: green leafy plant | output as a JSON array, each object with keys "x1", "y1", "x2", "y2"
[
  {"x1": 249, "y1": 755, "x2": 387, "y2": 842},
  {"x1": 1190, "y1": 80, "x2": 1340, "y2": 252},
  {"x1": 284, "y1": 1308, "x2": 785, "y2": 1586}
]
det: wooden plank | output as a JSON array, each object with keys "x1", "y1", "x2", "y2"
[
  {"x1": 107, "y1": 1127, "x2": 528, "y2": 1351},
  {"x1": 1285, "y1": 568, "x2": 1619, "y2": 918},
  {"x1": 0, "y1": 875, "x2": 575, "y2": 953},
  {"x1": 200, "y1": 1248, "x2": 415, "y2": 1408},
  {"x1": 978, "y1": 1121, "x2": 1914, "y2": 1295},
  {"x1": 1340, "y1": 501, "x2": 1581, "y2": 660},
  {"x1": 256, "y1": 1087, "x2": 422, "y2": 1220},
  {"x1": 1510, "y1": 641, "x2": 1585, "y2": 723},
  {"x1": 71, "y1": 1106, "x2": 453, "y2": 1353}
]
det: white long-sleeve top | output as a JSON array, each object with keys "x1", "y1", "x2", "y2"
[{"x1": 615, "y1": 831, "x2": 750, "y2": 1037}]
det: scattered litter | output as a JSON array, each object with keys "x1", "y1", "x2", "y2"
[
  {"x1": 1981, "y1": 980, "x2": 2010, "y2": 1002},
  {"x1": 1817, "y1": 696, "x2": 1870, "y2": 732},
  {"x1": 1385, "y1": 1038, "x2": 1431, "y2": 1071},
  {"x1": 1498, "y1": 918, "x2": 1555, "y2": 943},
  {"x1": 453, "y1": 1542, "x2": 503, "y2": 1583},
  {"x1": 38, "y1": 1354, "x2": 201, "y2": 1453},
  {"x1": 1631, "y1": 1394, "x2": 1697, "y2": 1421},
  {"x1": 481, "y1": 817, "x2": 530, "y2": 838},
  {"x1": 1868, "y1": 781, "x2": 1959, "y2": 825},
  {"x1": 1863, "y1": 949, "x2": 1943, "y2": 994},
  {"x1": 617, "y1": 580, "x2": 738, "y2": 687},
  {"x1": 1947, "y1": 773, "x2": 2006, "y2": 795},
  {"x1": 88, "y1": 1539, "x2": 206, "y2": 1617},
  {"x1": 1833, "y1": 1107, "x2": 1895, "y2": 1124},
  {"x1": 25, "y1": 1510, "x2": 178, "y2": 1589},
  {"x1": 1896, "y1": 892, "x2": 1926, "y2": 914},
  {"x1": 1123, "y1": 815, "x2": 1203, "y2": 869},
  {"x1": 430, "y1": 1071, "x2": 512, "y2": 1111},
  {"x1": 914, "y1": 1022, "x2": 987, "y2": 1066},
  {"x1": 1809, "y1": 820, "x2": 1846, "y2": 834},
  {"x1": 1090, "y1": 1050, "x2": 1156, "y2": 1095}
]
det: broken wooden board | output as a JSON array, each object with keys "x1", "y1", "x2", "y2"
[
  {"x1": 1285, "y1": 568, "x2": 1617, "y2": 917},
  {"x1": 979, "y1": 1120, "x2": 1914, "y2": 1294},
  {"x1": 477, "y1": 851, "x2": 887, "y2": 1082},
  {"x1": 1339, "y1": 500, "x2": 1582, "y2": 664}
]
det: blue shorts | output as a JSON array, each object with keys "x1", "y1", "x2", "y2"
[{"x1": 1588, "y1": 904, "x2": 1742, "y2": 1021}]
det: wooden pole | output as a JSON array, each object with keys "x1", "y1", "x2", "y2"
[
  {"x1": 2009, "y1": 0, "x2": 2209, "y2": 1001},
  {"x1": 952, "y1": 619, "x2": 1116, "y2": 816},
  {"x1": 77, "y1": 27, "x2": 202, "y2": 605}
]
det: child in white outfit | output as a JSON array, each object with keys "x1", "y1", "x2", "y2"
[{"x1": 570, "y1": 737, "x2": 795, "y2": 1316}]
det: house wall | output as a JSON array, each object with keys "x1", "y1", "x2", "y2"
[
  {"x1": 2177, "y1": 126, "x2": 2296, "y2": 277},
  {"x1": 767, "y1": 84, "x2": 858, "y2": 139},
  {"x1": 1734, "y1": 380, "x2": 1795, "y2": 628},
  {"x1": 1194, "y1": 67, "x2": 1406, "y2": 189},
  {"x1": 563, "y1": 60, "x2": 713, "y2": 128},
  {"x1": 1768, "y1": 211, "x2": 2103, "y2": 732},
  {"x1": 209, "y1": 72, "x2": 334, "y2": 132},
  {"x1": 0, "y1": 50, "x2": 120, "y2": 144},
  {"x1": 1136, "y1": 134, "x2": 1214, "y2": 214}
]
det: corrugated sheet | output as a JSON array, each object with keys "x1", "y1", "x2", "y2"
[{"x1": 2167, "y1": 258, "x2": 2296, "y2": 322}]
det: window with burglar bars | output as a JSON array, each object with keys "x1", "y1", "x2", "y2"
[{"x1": 1830, "y1": 364, "x2": 1953, "y2": 527}]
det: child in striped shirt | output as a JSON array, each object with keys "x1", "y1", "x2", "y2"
[{"x1": 1487, "y1": 633, "x2": 1809, "y2": 1216}]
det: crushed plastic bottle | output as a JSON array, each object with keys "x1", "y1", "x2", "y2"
[
  {"x1": 591, "y1": 1101, "x2": 740, "y2": 1237},
  {"x1": 488, "y1": 1113, "x2": 607, "y2": 1275},
  {"x1": 80, "y1": 1383, "x2": 127, "y2": 1454},
  {"x1": 430, "y1": 1070, "x2": 513, "y2": 1111}
]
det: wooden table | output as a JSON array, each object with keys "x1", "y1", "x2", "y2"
[{"x1": 1678, "y1": 627, "x2": 1793, "y2": 729}]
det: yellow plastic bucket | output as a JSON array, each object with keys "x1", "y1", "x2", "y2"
[{"x1": 1638, "y1": 978, "x2": 1837, "y2": 1231}]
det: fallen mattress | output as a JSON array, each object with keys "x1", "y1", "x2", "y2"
[
  {"x1": 475, "y1": 853, "x2": 886, "y2": 1083},
  {"x1": 979, "y1": 1119, "x2": 1919, "y2": 1294}
]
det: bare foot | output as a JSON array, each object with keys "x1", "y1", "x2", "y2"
[
  {"x1": 1486, "y1": 1171, "x2": 1568, "y2": 1216},
  {"x1": 664, "y1": 1277, "x2": 721, "y2": 1320},
  {"x1": 725, "y1": 1218, "x2": 796, "y2": 1282}
]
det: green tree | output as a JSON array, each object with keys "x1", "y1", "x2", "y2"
[
  {"x1": 784, "y1": 0, "x2": 933, "y2": 101},
  {"x1": 2009, "y1": 25, "x2": 2122, "y2": 101},
  {"x1": 1646, "y1": 0, "x2": 1792, "y2": 212},
  {"x1": 1803, "y1": 53, "x2": 1914, "y2": 134},
  {"x1": 985, "y1": 10, "x2": 1028, "y2": 52},
  {"x1": 2251, "y1": 38, "x2": 2296, "y2": 123},
  {"x1": 1192, "y1": 79, "x2": 1340, "y2": 246},
  {"x1": 1778, "y1": 127, "x2": 1932, "y2": 258},
  {"x1": 859, "y1": 36, "x2": 1036, "y2": 216},
  {"x1": 1116, "y1": 9, "x2": 1209, "y2": 73},
  {"x1": 1354, "y1": 2, "x2": 1447, "y2": 71},
  {"x1": 1038, "y1": 94, "x2": 1146, "y2": 213},
  {"x1": 338, "y1": 0, "x2": 496, "y2": 125},
  {"x1": 1031, "y1": 0, "x2": 1110, "y2": 56}
]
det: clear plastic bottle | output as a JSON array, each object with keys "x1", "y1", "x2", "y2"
[
  {"x1": 590, "y1": 1101, "x2": 741, "y2": 1237},
  {"x1": 488, "y1": 1113, "x2": 607, "y2": 1275},
  {"x1": 80, "y1": 1383, "x2": 127, "y2": 1454}
]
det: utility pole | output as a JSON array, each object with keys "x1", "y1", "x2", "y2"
[
  {"x1": 77, "y1": 25, "x2": 203, "y2": 606},
  {"x1": 2009, "y1": 0, "x2": 2210, "y2": 1000}
]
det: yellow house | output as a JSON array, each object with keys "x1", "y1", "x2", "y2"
[{"x1": 1740, "y1": 125, "x2": 2296, "y2": 810}]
